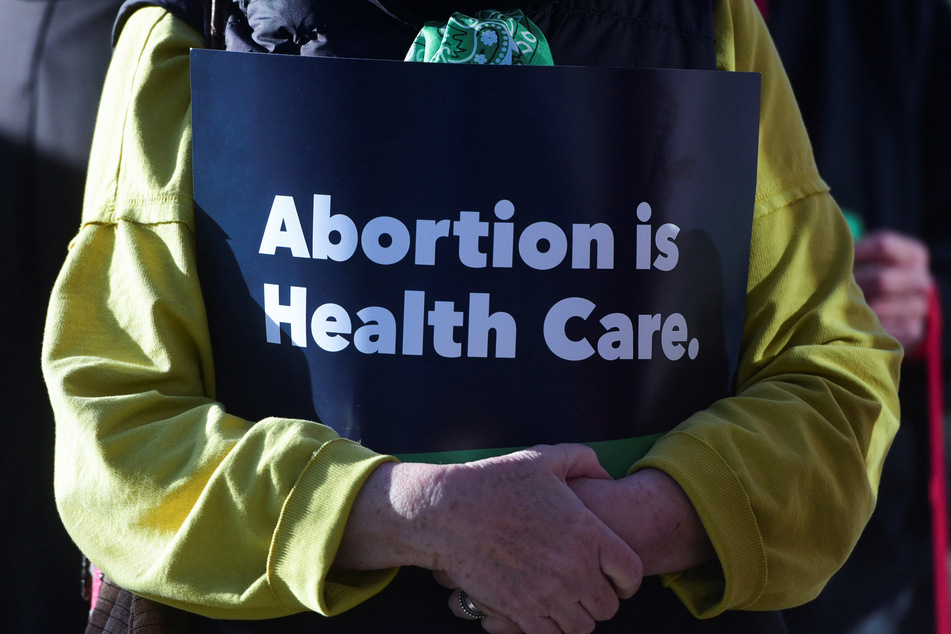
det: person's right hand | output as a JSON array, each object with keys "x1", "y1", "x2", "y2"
[
  {"x1": 432, "y1": 445, "x2": 643, "y2": 633},
  {"x1": 336, "y1": 444, "x2": 643, "y2": 634}
]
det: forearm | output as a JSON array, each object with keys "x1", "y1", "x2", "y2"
[
  {"x1": 661, "y1": 0, "x2": 901, "y2": 616},
  {"x1": 639, "y1": 194, "x2": 901, "y2": 616},
  {"x1": 43, "y1": 222, "x2": 395, "y2": 618},
  {"x1": 40, "y1": 8, "x2": 404, "y2": 617}
]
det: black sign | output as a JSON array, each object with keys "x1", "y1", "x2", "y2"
[{"x1": 191, "y1": 50, "x2": 760, "y2": 471}]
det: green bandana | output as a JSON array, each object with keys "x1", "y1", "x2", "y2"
[{"x1": 405, "y1": 9, "x2": 554, "y2": 66}]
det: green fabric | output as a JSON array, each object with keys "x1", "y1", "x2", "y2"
[
  {"x1": 397, "y1": 434, "x2": 665, "y2": 480},
  {"x1": 405, "y1": 9, "x2": 553, "y2": 65}
]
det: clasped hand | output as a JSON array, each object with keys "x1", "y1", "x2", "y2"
[
  {"x1": 336, "y1": 443, "x2": 644, "y2": 633},
  {"x1": 425, "y1": 445, "x2": 642, "y2": 634},
  {"x1": 337, "y1": 443, "x2": 713, "y2": 633}
]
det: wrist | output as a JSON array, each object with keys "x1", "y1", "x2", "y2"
[
  {"x1": 629, "y1": 468, "x2": 714, "y2": 574},
  {"x1": 334, "y1": 461, "x2": 451, "y2": 571}
]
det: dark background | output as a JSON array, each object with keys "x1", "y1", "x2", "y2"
[{"x1": 0, "y1": 0, "x2": 123, "y2": 630}]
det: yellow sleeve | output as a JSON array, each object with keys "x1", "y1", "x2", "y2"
[
  {"x1": 42, "y1": 8, "x2": 396, "y2": 619},
  {"x1": 633, "y1": 0, "x2": 901, "y2": 616}
]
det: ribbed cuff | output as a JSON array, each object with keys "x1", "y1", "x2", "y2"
[
  {"x1": 267, "y1": 438, "x2": 398, "y2": 615},
  {"x1": 632, "y1": 431, "x2": 767, "y2": 617}
]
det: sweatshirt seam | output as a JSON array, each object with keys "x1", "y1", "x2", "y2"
[
  {"x1": 84, "y1": 197, "x2": 196, "y2": 233},
  {"x1": 754, "y1": 173, "x2": 828, "y2": 221},
  {"x1": 109, "y1": 12, "x2": 169, "y2": 225}
]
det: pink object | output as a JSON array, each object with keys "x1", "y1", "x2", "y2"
[
  {"x1": 90, "y1": 565, "x2": 103, "y2": 612},
  {"x1": 924, "y1": 288, "x2": 950, "y2": 634}
]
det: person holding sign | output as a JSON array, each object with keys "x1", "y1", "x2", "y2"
[{"x1": 43, "y1": 0, "x2": 900, "y2": 632}]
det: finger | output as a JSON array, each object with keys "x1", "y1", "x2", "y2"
[
  {"x1": 549, "y1": 601, "x2": 598, "y2": 634},
  {"x1": 446, "y1": 589, "x2": 522, "y2": 634},
  {"x1": 854, "y1": 230, "x2": 929, "y2": 265},
  {"x1": 481, "y1": 615, "x2": 523, "y2": 634},
  {"x1": 853, "y1": 265, "x2": 932, "y2": 299},
  {"x1": 517, "y1": 614, "x2": 567, "y2": 634},
  {"x1": 550, "y1": 443, "x2": 613, "y2": 481},
  {"x1": 863, "y1": 286, "x2": 930, "y2": 329},
  {"x1": 866, "y1": 294, "x2": 930, "y2": 323},
  {"x1": 578, "y1": 575, "x2": 621, "y2": 622},
  {"x1": 432, "y1": 570, "x2": 456, "y2": 588},
  {"x1": 874, "y1": 316, "x2": 928, "y2": 350},
  {"x1": 853, "y1": 231, "x2": 894, "y2": 263},
  {"x1": 449, "y1": 589, "x2": 487, "y2": 621},
  {"x1": 448, "y1": 587, "x2": 560, "y2": 634},
  {"x1": 598, "y1": 535, "x2": 644, "y2": 599}
]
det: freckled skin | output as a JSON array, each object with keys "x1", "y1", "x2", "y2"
[{"x1": 334, "y1": 444, "x2": 711, "y2": 633}]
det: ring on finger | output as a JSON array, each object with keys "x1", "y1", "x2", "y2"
[{"x1": 458, "y1": 590, "x2": 487, "y2": 620}]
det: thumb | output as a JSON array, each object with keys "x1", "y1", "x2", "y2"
[{"x1": 554, "y1": 443, "x2": 612, "y2": 481}]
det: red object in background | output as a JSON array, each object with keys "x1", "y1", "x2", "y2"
[
  {"x1": 906, "y1": 287, "x2": 951, "y2": 634},
  {"x1": 924, "y1": 288, "x2": 950, "y2": 634}
]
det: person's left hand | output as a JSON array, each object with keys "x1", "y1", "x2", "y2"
[
  {"x1": 853, "y1": 229, "x2": 934, "y2": 352},
  {"x1": 567, "y1": 468, "x2": 714, "y2": 577}
]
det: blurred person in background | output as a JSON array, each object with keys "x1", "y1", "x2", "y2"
[{"x1": 761, "y1": 0, "x2": 951, "y2": 632}]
